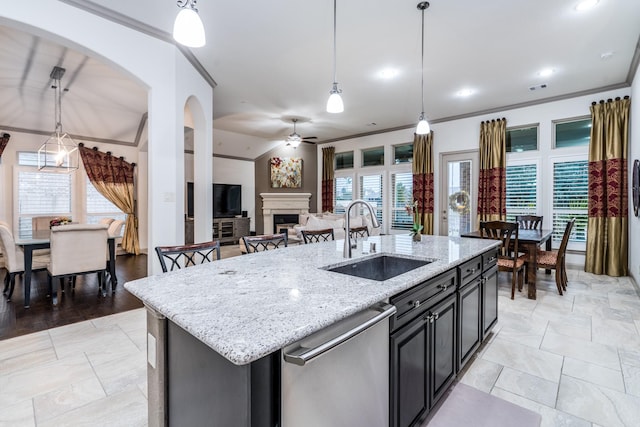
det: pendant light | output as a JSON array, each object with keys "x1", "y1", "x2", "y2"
[
  {"x1": 37, "y1": 66, "x2": 79, "y2": 173},
  {"x1": 173, "y1": 0, "x2": 206, "y2": 48},
  {"x1": 326, "y1": 0, "x2": 344, "y2": 113},
  {"x1": 416, "y1": 2, "x2": 430, "y2": 135}
]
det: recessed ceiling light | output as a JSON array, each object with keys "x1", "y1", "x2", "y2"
[
  {"x1": 575, "y1": 0, "x2": 599, "y2": 11},
  {"x1": 379, "y1": 68, "x2": 399, "y2": 79},
  {"x1": 456, "y1": 88, "x2": 474, "y2": 97},
  {"x1": 538, "y1": 68, "x2": 554, "y2": 77}
]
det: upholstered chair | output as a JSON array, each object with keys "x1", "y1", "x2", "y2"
[
  {"x1": 32, "y1": 216, "x2": 58, "y2": 231},
  {"x1": 47, "y1": 224, "x2": 109, "y2": 304},
  {"x1": 108, "y1": 219, "x2": 125, "y2": 249},
  {"x1": 0, "y1": 223, "x2": 49, "y2": 302},
  {"x1": 100, "y1": 218, "x2": 115, "y2": 227}
]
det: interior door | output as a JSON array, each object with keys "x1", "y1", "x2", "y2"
[{"x1": 439, "y1": 151, "x2": 479, "y2": 236}]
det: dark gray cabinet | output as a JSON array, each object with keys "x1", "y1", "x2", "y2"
[
  {"x1": 389, "y1": 270, "x2": 457, "y2": 427},
  {"x1": 457, "y1": 248, "x2": 498, "y2": 370}
]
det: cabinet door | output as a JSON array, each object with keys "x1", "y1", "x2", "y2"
[
  {"x1": 483, "y1": 265, "x2": 499, "y2": 337},
  {"x1": 390, "y1": 316, "x2": 428, "y2": 427},
  {"x1": 429, "y1": 294, "x2": 457, "y2": 408},
  {"x1": 458, "y1": 278, "x2": 482, "y2": 371}
]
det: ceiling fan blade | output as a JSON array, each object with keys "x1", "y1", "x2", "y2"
[
  {"x1": 302, "y1": 140, "x2": 317, "y2": 145},
  {"x1": 302, "y1": 136, "x2": 318, "y2": 139}
]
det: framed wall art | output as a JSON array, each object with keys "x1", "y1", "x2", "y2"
[{"x1": 270, "y1": 157, "x2": 302, "y2": 188}]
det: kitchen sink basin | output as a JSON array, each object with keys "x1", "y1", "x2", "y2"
[{"x1": 325, "y1": 255, "x2": 433, "y2": 281}]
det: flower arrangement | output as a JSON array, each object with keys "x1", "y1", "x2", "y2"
[
  {"x1": 405, "y1": 200, "x2": 423, "y2": 238},
  {"x1": 50, "y1": 217, "x2": 72, "y2": 227}
]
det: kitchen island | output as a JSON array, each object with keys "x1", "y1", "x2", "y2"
[{"x1": 125, "y1": 234, "x2": 500, "y2": 427}]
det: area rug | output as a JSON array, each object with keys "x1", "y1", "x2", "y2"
[{"x1": 424, "y1": 383, "x2": 542, "y2": 427}]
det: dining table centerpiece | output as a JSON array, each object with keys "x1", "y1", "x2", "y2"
[
  {"x1": 49, "y1": 216, "x2": 72, "y2": 227},
  {"x1": 405, "y1": 200, "x2": 423, "y2": 241}
]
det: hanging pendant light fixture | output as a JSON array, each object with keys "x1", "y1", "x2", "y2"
[
  {"x1": 173, "y1": 0, "x2": 206, "y2": 48},
  {"x1": 415, "y1": 1, "x2": 430, "y2": 135},
  {"x1": 326, "y1": 0, "x2": 344, "y2": 113},
  {"x1": 286, "y1": 119, "x2": 303, "y2": 148},
  {"x1": 37, "y1": 66, "x2": 79, "y2": 173}
]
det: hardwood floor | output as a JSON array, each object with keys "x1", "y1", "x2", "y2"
[{"x1": 0, "y1": 254, "x2": 147, "y2": 340}]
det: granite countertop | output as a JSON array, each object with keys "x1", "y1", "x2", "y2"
[{"x1": 124, "y1": 234, "x2": 499, "y2": 365}]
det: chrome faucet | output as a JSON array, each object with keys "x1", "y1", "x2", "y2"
[{"x1": 344, "y1": 199, "x2": 381, "y2": 258}]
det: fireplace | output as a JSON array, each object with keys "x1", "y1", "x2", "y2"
[
  {"x1": 274, "y1": 214, "x2": 299, "y2": 233},
  {"x1": 260, "y1": 193, "x2": 312, "y2": 234}
]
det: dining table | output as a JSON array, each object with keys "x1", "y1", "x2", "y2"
[
  {"x1": 460, "y1": 228, "x2": 553, "y2": 300},
  {"x1": 15, "y1": 229, "x2": 118, "y2": 308}
]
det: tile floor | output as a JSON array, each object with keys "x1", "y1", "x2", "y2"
[{"x1": 1, "y1": 269, "x2": 639, "y2": 426}]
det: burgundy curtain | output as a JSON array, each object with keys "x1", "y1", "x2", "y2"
[
  {"x1": 322, "y1": 147, "x2": 335, "y2": 212},
  {"x1": 412, "y1": 132, "x2": 434, "y2": 235},
  {"x1": 79, "y1": 144, "x2": 139, "y2": 255},
  {"x1": 477, "y1": 118, "x2": 507, "y2": 223},
  {"x1": 0, "y1": 133, "x2": 9, "y2": 159}
]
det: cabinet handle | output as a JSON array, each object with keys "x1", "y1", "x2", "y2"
[
  {"x1": 467, "y1": 268, "x2": 477, "y2": 274},
  {"x1": 438, "y1": 283, "x2": 448, "y2": 291},
  {"x1": 488, "y1": 256, "x2": 496, "y2": 262},
  {"x1": 426, "y1": 312, "x2": 439, "y2": 323},
  {"x1": 410, "y1": 300, "x2": 421, "y2": 309}
]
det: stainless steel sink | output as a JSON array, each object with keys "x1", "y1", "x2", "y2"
[{"x1": 325, "y1": 255, "x2": 433, "y2": 281}]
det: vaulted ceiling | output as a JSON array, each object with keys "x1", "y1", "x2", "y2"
[{"x1": 1, "y1": 0, "x2": 639, "y2": 158}]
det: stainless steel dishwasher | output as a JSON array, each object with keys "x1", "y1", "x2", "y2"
[{"x1": 281, "y1": 302, "x2": 396, "y2": 427}]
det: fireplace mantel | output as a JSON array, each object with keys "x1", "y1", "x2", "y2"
[{"x1": 260, "y1": 193, "x2": 311, "y2": 234}]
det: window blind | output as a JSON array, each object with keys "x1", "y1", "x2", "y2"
[
  {"x1": 553, "y1": 160, "x2": 588, "y2": 247},
  {"x1": 391, "y1": 172, "x2": 413, "y2": 229},
  {"x1": 506, "y1": 164, "x2": 537, "y2": 221},
  {"x1": 334, "y1": 176, "x2": 353, "y2": 214},
  {"x1": 359, "y1": 174, "x2": 383, "y2": 224}
]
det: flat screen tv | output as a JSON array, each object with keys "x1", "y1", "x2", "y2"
[{"x1": 213, "y1": 183, "x2": 242, "y2": 218}]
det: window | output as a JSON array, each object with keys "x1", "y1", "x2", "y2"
[
  {"x1": 334, "y1": 176, "x2": 353, "y2": 214},
  {"x1": 17, "y1": 169, "x2": 71, "y2": 236},
  {"x1": 554, "y1": 117, "x2": 591, "y2": 148},
  {"x1": 86, "y1": 181, "x2": 125, "y2": 224},
  {"x1": 362, "y1": 147, "x2": 384, "y2": 167},
  {"x1": 394, "y1": 144, "x2": 413, "y2": 164},
  {"x1": 359, "y1": 174, "x2": 383, "y2": 224},
  {"x1": 553, "y1": 160, "x2": 588, "y2": 249},
  {"x1": 506, "y1": 125, "x2": 538, "y2": 152},
  {"x1": 335, "y1": 151, "x2": 353, "y2": 170},
  {"x1": 391, "y1": 172, "x2": 413, "y2": 229},
  {"x1": 505, "y1": 163, "x2": 538, "y2": 222}
]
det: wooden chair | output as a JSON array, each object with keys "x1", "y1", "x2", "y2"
[
  {"x1": 348, "y1": 226, "x2": 369, "y2": 239},
  {"x1": 47, "y1": 224, "x2": 109, "y2": 305},
  {"x1": 479, "y1": 221, "x2": 527, "y2": 300},
  {"x1": 515, "y1": 215, "x2": 543, "y2": 231},
  {"x1": 537, "y1": 218, "x2": 575, "y2": 295},
  {"x1": 0, "y1": 224, "x2": 49, "y2": 302},
  {"x1": 155, "y1": 240, "x2": 221, "y2": 273},
  {"x1": 301, "y1": 228, "x2": 335, "y2": 244},
  {"x1": 243, "y1": 233, "x2": 288, "y2": 253}
]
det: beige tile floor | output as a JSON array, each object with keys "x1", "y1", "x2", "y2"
[{"x1": 1, "y1": 268, "x2": 639, "y2": 427}]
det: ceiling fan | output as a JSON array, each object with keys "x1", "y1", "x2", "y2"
[{"x1": 286, "y1": 118, "x2": 317, "y2": 148}]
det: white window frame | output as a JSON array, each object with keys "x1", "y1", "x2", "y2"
[
  {"x1": 505, "y1": 158, "x2": 541, "y2": 221},
  {"x1": 389, "y1": 169, "x2": 413, "y2": 231},
  {"x1": 546, "y1": 153, "x2": 589, "y2": 251},
  {"x1": 357, "y1": 170, "x2": 385, "y2": 226},
  {"x1": 333, "y1": 172, "x2": 354, "y2": 215}
]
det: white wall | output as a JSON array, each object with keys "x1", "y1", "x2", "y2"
[
  {"x1": 1, "y1": 0, "x2": 214, "y2": 274},
  {"x1": 629, "y1": 67, "x2": 640, "y2": 284},
  {"x1": 319, "y1": 87, "x2": 632, "y2": 268},
  {"x1": 213, "y1": 157, "x2": 256, "y2": 231}
]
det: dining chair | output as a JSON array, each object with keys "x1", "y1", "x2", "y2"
[
  {"x1": 108, "y1": 219, "x2": 125, "y2": 250},
  {"x1": 0, "y1": 224, "x2": 50, "y2": 302},
  {"x1": 347, "y1": 226, "x2": 369, "y2": 239},
  {"x1": 32, "y1": 216, "x2": 58, "y2": 231},
  {"x1": 155, "y1": 240, "x2": 221, "y2": 273},
  {"x1": 536, "y1": 218, "x2": 575, "y2": 295},
  {"x1": 243, "y1": 233, "x2": 288, "y2": 253},
  {"x1": 47, "y1": 224, "x2": 110, "y2": 305},
  {"x1": 515, "y1": 215, "x2": 543, "y2": 231},
  {"x1": 100, "y1": 217, "x2": 115, "y2": 227},
  {"x1": 301, "y1": 228, "x2": 335, "y2": 244},
  {"x1": 479, "y1": 221, "x2": 527, "y2": 300}
]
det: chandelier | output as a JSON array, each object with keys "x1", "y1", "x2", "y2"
[{"x1": 37, "y1": 66, "x2": 79, "y2": 173}]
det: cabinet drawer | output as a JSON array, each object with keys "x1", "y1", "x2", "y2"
[
  {"x1": 482, "y1": 249, "x2": 498, "y2": 271},
  {"x1": 458, "y1": 256, "x2": 482, "y2": 287},
  {"x1": 390, "y1": 269, "x2": 457, "y2": 333}
]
